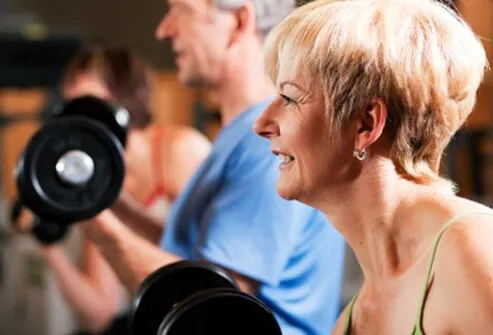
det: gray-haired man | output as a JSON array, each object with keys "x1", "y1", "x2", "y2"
[{"x1": 84, "y1": 1, "x2": 346, "y2": 334}]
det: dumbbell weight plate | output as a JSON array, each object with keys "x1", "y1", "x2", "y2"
[
  {"x1": 55, "y1": 96, "x2": 130, "y2": 147},
  {"x1": 158, "y1": 288, "x2": 283, "y2": 335},
  {"x1": 32, "y1": 217, "x2": 69, "y2": 245},
  {"x1": 129, "y1": 260, "x2": 239, "y2": 335},
  {"x1": 16, "y1": 116, "x2": 125, "y2": 224}
]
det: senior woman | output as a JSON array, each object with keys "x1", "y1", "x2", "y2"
[{"x1": 254, "y1": 0, "x2": 492, "y2": 334}]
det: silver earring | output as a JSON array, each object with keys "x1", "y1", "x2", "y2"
[{"x1": 353, "y1": 149, "x2": 366, "y2": 161}]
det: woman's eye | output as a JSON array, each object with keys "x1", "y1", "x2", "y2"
[{"x1": 280, "y1": 94, "x2": 296, "y2": 105}]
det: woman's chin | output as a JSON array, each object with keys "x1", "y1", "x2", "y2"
[{"x1": 276, "y1": 182, "x2": 300, "y2": 201}]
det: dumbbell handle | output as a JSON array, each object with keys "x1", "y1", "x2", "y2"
[
  {"x1": 9, "y1": 199, "x2": 33, "y2": 233},
  {"x1": 9, "y1": 200, "x2": 68, "y2": 245}
]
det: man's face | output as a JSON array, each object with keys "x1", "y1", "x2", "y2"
[{"x1": 155, "y1": 0, "x2": 236, "y2": 88}]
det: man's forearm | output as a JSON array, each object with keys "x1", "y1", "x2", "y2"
[
  {"x1": 82, "y1": 210, "x2": 181, "y2": 296},
  {"x1": 112, "y1": 195, "x2": 164, "y2": 244}
]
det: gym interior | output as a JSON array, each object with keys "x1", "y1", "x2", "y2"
[{"x1": 0, "y1": 0, "x2": 492, "y2": 334}]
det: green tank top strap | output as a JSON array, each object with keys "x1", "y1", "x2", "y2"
[
  {"x1": 412, "y1": 211, "x2": 493, "y2": 335},
  {"x1": 343, "y1": 292, "x2": 359, "y2": 335}
]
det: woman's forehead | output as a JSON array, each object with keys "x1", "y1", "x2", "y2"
[{"x1": 276, "y1": 65, "x2": 310, "y2": 91}]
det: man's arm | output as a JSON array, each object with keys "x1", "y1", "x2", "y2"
[
  {"x1": 82, "y1": 210, "x2": 181, "y2": 296},
  {"x1": 111, "y1": 193, "x2": 164, "y2": 244},
  {"x1": 82, "y1": 210, "x2": 259, "y2": 297}
]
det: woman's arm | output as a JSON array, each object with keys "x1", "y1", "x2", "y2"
[{"x1": 40, "y1": 235, "x2": 121, "y2": 333}]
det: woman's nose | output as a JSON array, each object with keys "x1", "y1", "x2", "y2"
[{"x1": 253, "y1": 104, "x2": 280, "y2": 139}]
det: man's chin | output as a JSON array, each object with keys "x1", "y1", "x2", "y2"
[{"x1": 179, "y1": 71, "x2": 210, "y2": 89}]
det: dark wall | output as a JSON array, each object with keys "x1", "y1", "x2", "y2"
[
  {"x1": 11, "y1": 0, "x2": 318, "y2": 69},
  {"x1": 14, "y1": 0, "x2": 175, "y2": 69}
]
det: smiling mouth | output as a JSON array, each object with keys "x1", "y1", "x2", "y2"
[{"x1": 273, "y1": 150, "x2": 295, "y2": 169}]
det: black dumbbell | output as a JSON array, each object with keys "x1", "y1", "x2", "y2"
[
  {"x1": 9, "y1": 199, "x2": 68, "y2": 245},
  {"x1": 31, "y1": 217, "x2": 69, "y2": 244},
  {"x1": 129, "y1": 260, "x2": 283, "y2": 335},
  {"x1": 15, "y1": 95, "x2": 130, "y2": 225}
]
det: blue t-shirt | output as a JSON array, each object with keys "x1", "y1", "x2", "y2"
[{"x1": 160, "y1": 100, "x2": 346, "y2": 335}]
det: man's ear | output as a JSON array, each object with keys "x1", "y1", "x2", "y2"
[
  {"x1": 228, "y1": 2, "x2": 257, "y2": 47},
  {"x1": 353, "y1": 98, "x2": 388, "y2": 153}
]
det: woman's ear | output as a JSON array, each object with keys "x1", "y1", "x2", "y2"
[{"x1": 353, "y1": 98, "x2": 388, "y2": 152}]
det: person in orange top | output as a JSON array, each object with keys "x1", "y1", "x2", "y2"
[{"x1": 16, "y1": 44, "x2": 211, "y2": 334}]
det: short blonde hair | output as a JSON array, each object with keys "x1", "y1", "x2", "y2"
[{"x1": 264, "y1": 0, "x2": 488, "y2": 187}]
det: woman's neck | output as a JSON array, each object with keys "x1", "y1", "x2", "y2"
[{"x1": 320, "y1": 162, "x2": 453, "y2": 281}]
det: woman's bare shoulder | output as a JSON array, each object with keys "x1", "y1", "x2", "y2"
[
  {"x1": 434, "y1": 195, "x2": 493, "y2": 269},
  {"x1": 431, "y1": 197, "x2": 493, "y2": 332}
]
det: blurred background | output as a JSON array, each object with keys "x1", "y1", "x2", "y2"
[{"x1": 0, "y1": 0, "x2": 492, "y2": 334}]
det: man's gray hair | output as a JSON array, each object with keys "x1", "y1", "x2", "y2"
[{"x1": 214, "y1": 0, "x2": 296, "y2": 36}]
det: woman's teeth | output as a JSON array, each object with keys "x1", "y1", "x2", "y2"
[{"x1": 278, "y1": 154, "x2": 294, "y2": 163}]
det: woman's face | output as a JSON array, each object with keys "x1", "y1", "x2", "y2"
[
  {"x1": 63, "y1": 72, "x2": 112, "y2": 101},
  {"x1": 254, "y1": 79, "x2": 355, "y2": 207}
]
